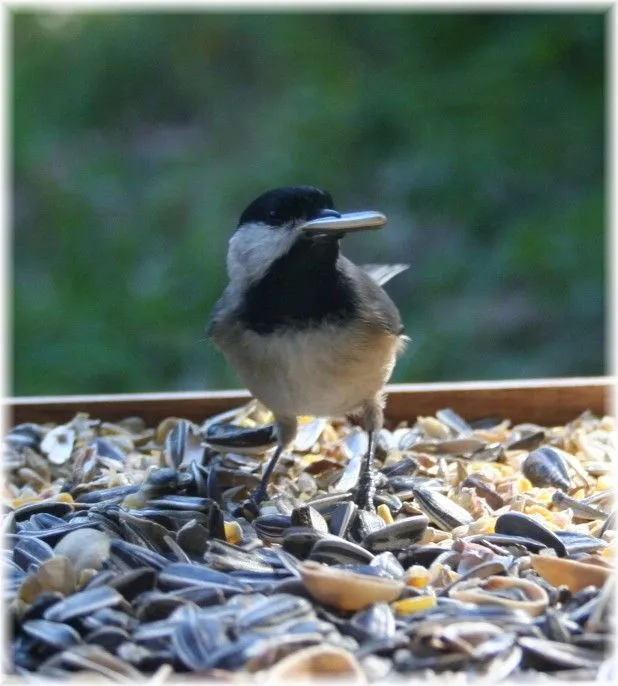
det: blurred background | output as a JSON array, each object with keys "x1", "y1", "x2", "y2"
[{"x1": 12, "y1": 11, "x2": 606, "y2": 396}]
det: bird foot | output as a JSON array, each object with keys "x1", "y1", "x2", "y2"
[{"x1": 354, "y1": 478, "x2": 377, "y2": 513}]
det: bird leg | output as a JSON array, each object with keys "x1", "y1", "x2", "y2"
[
  {"x1": 243, "y1": 416, "x2": 297, "y2": 518},
  {"x1": 355, "y1": 399, "x2": 383, "y2": 512}
]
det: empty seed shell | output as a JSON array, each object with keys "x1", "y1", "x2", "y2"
[
  {"x1": 267, "y1": 644, "x2": 366, "y2": 682},
  {"x1": 449, "y1": 575, "x2": 549, "y2": 617},
  {"x1": 299, "y1": 560, "x2": 404, "y2": 611},
  {"x1": 53, "y1": 528, "x2": 111, "y2": 574},
  {"x1": 530, "y1": 554, "x2": 613, "y2": 593},
  {"x1": 40, "y1": 425, "x2": 76, "y2": 465},
  {"x1": 19, "y1": 556, "x2": 77, "y2": 603}
]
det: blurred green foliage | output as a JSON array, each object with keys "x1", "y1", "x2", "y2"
[{"x1": 12, "y1": 11, "x2": 605, "y2": 396}]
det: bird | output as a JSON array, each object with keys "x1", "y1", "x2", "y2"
[{"x1": 206, "y1": 185, "x2": 407, "y2": 515}]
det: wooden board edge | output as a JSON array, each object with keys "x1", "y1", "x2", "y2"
[{"x1": 3, "y1": 376, "x2": 614, "y2": 427}]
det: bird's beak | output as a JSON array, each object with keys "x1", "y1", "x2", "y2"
[{"x1": 298, "y1": 210, "x2": 387, "y2": 235}]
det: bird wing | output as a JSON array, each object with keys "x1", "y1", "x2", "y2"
[
  {"x1": 338, "y1": 258, "x2": 405, "y2": 337},
  {"x1": 361, "y1": 264, "x2": 409, "y2": 286}
]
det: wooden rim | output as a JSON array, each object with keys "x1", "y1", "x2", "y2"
[{"x1": 4, "y1": 376, "x2": 614, "y2": 427}]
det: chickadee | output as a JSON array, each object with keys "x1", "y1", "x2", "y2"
[{"x1": 207, "y1": 186, "x2": 407, "y2": 514}]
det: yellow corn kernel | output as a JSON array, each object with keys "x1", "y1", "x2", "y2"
[
  {"x1": 502, "y1": 453, "x2": 525, "y2": 469},
  {"x1": 469, "y1": 461, "x2": 489, "y2": 473},
  {"x1": 15, "y1": 493, "x2": 74, "y2": 506},
  {"x1": 321, "y1": 424, "x2": 340, "y2": 443},
  {"x1": 498, "y1": 463, "x2": 516, "y2": 477},
  {"x1": 417, "y1": 416, "x2": 450, "y2": 440},
  {"x1": 535, "y1": 489, "x2": 554, "y2": 505},
  {"x1": 6, "y1": 481, "x2": 21, "y2": 495},
  {"x1": 473, "y1": 429, "x2": 502, "y2": 443},
  {"x1": 451, "y1": 524, "x2": 470, "y2": 539},
  {"x1": 298, "y1": 416, "x2": 315, "y2": 425},
  {"x1": 542, "y1": 520, "x2": 559, "y2": 531},
  {"x1": 55, "y1": 492, "x2": 74, "y2": 504},
  {"x1": 392, "y1": 594, "x2": 436, "y2": 616},
  {"x1": 377, "y1": 504, "x2": 394, "y2": 525},
  {"x1": 238, "y1": 418, "x2": 258, "y2": 429},
  {"x1": 597, "y1": 475, "x2": 612, "y2": 491},
  {"x1": 224, "y1": 520, "x2": 242, "y2": 545},
  {"x1": 404, "y1": 565, "x2": 429, "y2": 589},
  {"x1": 122, "y1": 492, "x2": 148, "y2": 510},
  {"x1": 466, "y1": 516, "x2": 496, "y2": 535},
  {"x1": 302, "y1": 453, "x2": 325, "y2": 466},
  {"x1": 526, "y1": 505, "x2": 553, "y2": 519},
  {"x1": 418, "y1": 528, "x2": 451, "y2": 545},
  {"x1": 550, "y1": 511, "x2": 573, "y2": 530},
  {"x1": 77, "y1": 568, "x2": 98, "y2": 588},
  {"x1": 383, "y1": 452, "x2": 405, "y2": 468},
  {"x1": 11, "y1": 495, "x2": 42, "y2": 508},
  {"x1": 526, "y1": 511, "x2": 558, "y2": 530},
  {"x1": 427, "y1": 562, "x2": 455, "y2": 586},
  {"x1": 516, "y1": 477, "x2": 533, "y2": 493}
]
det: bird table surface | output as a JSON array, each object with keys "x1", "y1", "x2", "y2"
[{"x1": 4, "y1": 375, "x2": 615, "y2": 684}]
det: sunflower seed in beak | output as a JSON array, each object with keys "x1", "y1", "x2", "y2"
[{"x1": 298, "y1": 211, "x2": 387, "y2": 235}]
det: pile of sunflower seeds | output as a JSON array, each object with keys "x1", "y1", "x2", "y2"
[{"x1": 3, "y1": 402, "x2": 616, "y2": 683}]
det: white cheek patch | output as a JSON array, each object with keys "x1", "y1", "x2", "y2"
[{"x1": 227, "y1": 222, "x2": 298, "y2": 287}]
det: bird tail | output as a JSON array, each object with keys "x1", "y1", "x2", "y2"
[{"x1": 361, "y1": 264, "x2": 409, "y2": 286}]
